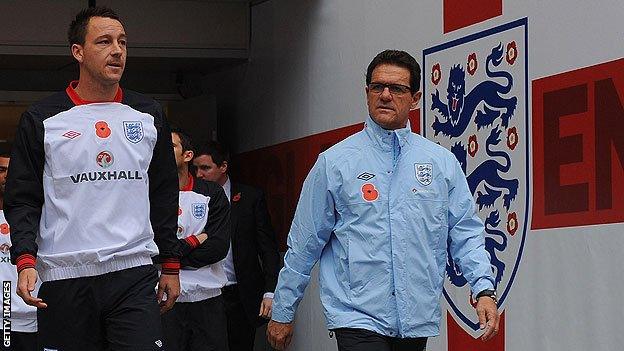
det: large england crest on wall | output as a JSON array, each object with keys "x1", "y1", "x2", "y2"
[{"x1": 423, "y1": 18, "x2": 529, "y2": 334}]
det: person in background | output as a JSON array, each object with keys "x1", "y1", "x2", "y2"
[
  {"x1": 194, "y1": 142, "x2": 280, "y2": 351},
  {"x1": 0, "y1": 148, "x2": 37, "y2": 351},
  {"x1": 161, "y1": 129, "x2": 231, "y2": 351}
]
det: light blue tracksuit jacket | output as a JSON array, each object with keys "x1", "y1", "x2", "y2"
[{"x1": 272, "y1": 117, "x2": 494, "y2": 337}]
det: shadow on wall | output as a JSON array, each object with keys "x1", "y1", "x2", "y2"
[
  {"x1": 233, "y1": 122, "x2": 362, "y2": 252},
  {"x1": 220, "y1": 0, "x2": 325, "y2": 156}
]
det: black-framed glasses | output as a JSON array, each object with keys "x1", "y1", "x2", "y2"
[{"x1": 368, "y1": 82, "x2": 411, "y2": 95}]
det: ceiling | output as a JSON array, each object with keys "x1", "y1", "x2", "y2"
[{"x1": 0, "y1": 0, "x2": 262, "y2": 93}]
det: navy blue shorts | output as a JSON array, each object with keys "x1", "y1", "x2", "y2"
[
  {"x1": 161, "y1": 294, "x2": 229, "y2": 351},
  {"x1": 37, "y1": 265, "x2": 164, "y2": 351}
]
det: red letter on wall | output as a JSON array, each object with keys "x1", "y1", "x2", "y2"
[
  {"x1": 542, "y1": 84, "x2": 589, "y2": 214},
  {"x1": 595, "y1": 78, "x2": 624, "y2": 210},
  {"x1": 533, "y1": 58, "x2": 624, "y2": 229}
]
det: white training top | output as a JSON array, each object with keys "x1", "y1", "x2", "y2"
[
  {"x1": 177, "y1": 190, "x2": 227, "y2": 302},
  {"x1": 0, "y1": 210, "x2": 38, "y2": 332}
]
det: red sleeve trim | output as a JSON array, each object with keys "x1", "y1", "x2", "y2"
[
  {"x1": 16, "y1": 254, "x2": 36, "y2": 272},
  {"x1": 161, "y1": 258, "x2": 180, "y2": 275},
  {"x1": 184, "y1": 235, "x2": 201, "y2": 249}
]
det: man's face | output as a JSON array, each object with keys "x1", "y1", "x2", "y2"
[
  {"x1": 366, "y1": 64, "x2": 422, "y2": 130},
  {"x1": 0, "y1": 157, "x2": 9, "y2": 196},
  {"x1": 72, "y1": 16, "x2": 127, "y2": 86},
  {"x1": 171, "y1": 133, "x2": 193, "y2": 170},
  {"x1": 193, "y1": 154, "x2": 227, "y2": 184}
]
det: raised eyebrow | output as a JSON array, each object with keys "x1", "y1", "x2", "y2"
[{"x1": 95, "y1": 33, "x2": 127, "y2": 40}]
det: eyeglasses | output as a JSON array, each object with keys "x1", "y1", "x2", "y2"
[{"x1": 368, "y1": 82, "x2": 412, "y2": 95}]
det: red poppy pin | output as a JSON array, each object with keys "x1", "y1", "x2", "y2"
[{"x1": 232, "y1": 192, "x2": 242, "y2": 202}]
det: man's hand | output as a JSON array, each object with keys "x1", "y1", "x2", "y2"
[
  {"x1": 157, "y1": 273, "x2": 180, "y2": 314},
  {"x1": 196, "y1": 233, "x2": 208, "y2": 244},
  {"x1": 267, "y1": 320, "x2": 294, "y2": 350},
  {"x1": 17, "y1": 268, "x2": 46, "y2": 308},
  {"x1": 259, "y1": 297, "x2": 273, "y2": 319},
  {"x1": 476, "y1": 296, "x2": 499, "y2": 341}
]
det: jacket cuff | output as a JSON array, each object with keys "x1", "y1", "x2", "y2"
[
  {"x1": 161, "y1": 258, "x2": 180, "y2": 275},
  {"x1": 270, "y1": 306, "x2": 294, "y2": 324},
  {"x1": 471, "y1": 276, "x2": 495, "y2": 298},
  {"x1": 16, "y1": 254, "x2": 36, "y2": 272},
  {"x1": 184, "y1": 235, "x2": 201, "y2": 249}
]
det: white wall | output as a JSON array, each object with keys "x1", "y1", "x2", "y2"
[
  {"x1": 238, "y1": 0, "x2": 623, "y2": 151},
  {"x1": 231, "y1": 1, "x2": 624, "y2": 351}
]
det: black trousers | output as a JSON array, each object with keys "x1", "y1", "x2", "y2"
[
  {"x1": 334, "y1": 328, "x2": 427, "y2": 351},
  {"x1": 222, "y1": 285, "x2": 256, "y2": 351},
  {"x1": 161, "y1": 294, "x2": 229, "y2": 351},
  {"x1": 0, "y1": 331, "x2": 36, "y2": 351},
  {"x1": 37, "y1": 265, "x2": 164, "y2": 351}
]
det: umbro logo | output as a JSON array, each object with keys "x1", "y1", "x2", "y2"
[
  {"x1": 357, "y1": 172, "x2": 375, "y2": 181},
  {"x1": 62, "y1": 130, "x2": 81, "y2": 139},
  {"x1": 155, "y1": 339, "x2": 163, "y2": 347}
]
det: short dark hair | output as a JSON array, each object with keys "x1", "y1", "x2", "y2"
[
  {"x1": 195, "y1": 141, "x2": 230, "y2": 167},
  {"x1": 68, "y1": 6, "x2": 121, "y2": 46},
  {"x1": 171, "y1": 128, "x2": 194, "y2": 153},
  {"x1": 0, "y1": 143, "x2": 11, "y2": 158},
  {"x1": 366, "y1": 50, "x2": 421, "y2": 92}
]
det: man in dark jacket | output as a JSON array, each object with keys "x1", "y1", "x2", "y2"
[{"x1": 194, "y1": 141, "x2": 280, "y2": 351}]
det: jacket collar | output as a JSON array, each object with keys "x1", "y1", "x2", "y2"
[
  {"x1": 181, "y1": 174, "x2": 194, "y2": 192},
  {"x1": 222, "y1": 177, "x2": 232, "y2": 202},
  {"x1": 66, "y1": 80, "x2": 123, "y2": 105},
  {"x1": 364, "y1": 116, "x2": 411, "y2": 151}
]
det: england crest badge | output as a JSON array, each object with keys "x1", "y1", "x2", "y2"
[
  {"x1": 123, "y1": 121, "x2": 144, "y2": 143},
  {"x1": 192, "y1": 203, "x2": 207, "y2": 220},
  {"x1": 423, "y1": 18, "x2": 529, "y2": 335},
  {"x1": 415, "y1": 163, "x2": 433, "y2": 186}
]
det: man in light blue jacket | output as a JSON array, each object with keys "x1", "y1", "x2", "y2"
[{"x1": 267, "y1": 50, "x2": 499, "y2": 351}]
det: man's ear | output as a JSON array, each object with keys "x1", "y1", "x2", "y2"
[
  {"x1": 410, "y1": 91, "x2": 422, "y2": 110},
  {"x1": 221, "y1": 161, "x2": 228, "y2": 175},
  {"x1": 183, "y1": 150, "x2": 194, "y2": 163},
  {"x1": 71, "y1": 44, "x2": 84, "y2": 63}
]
